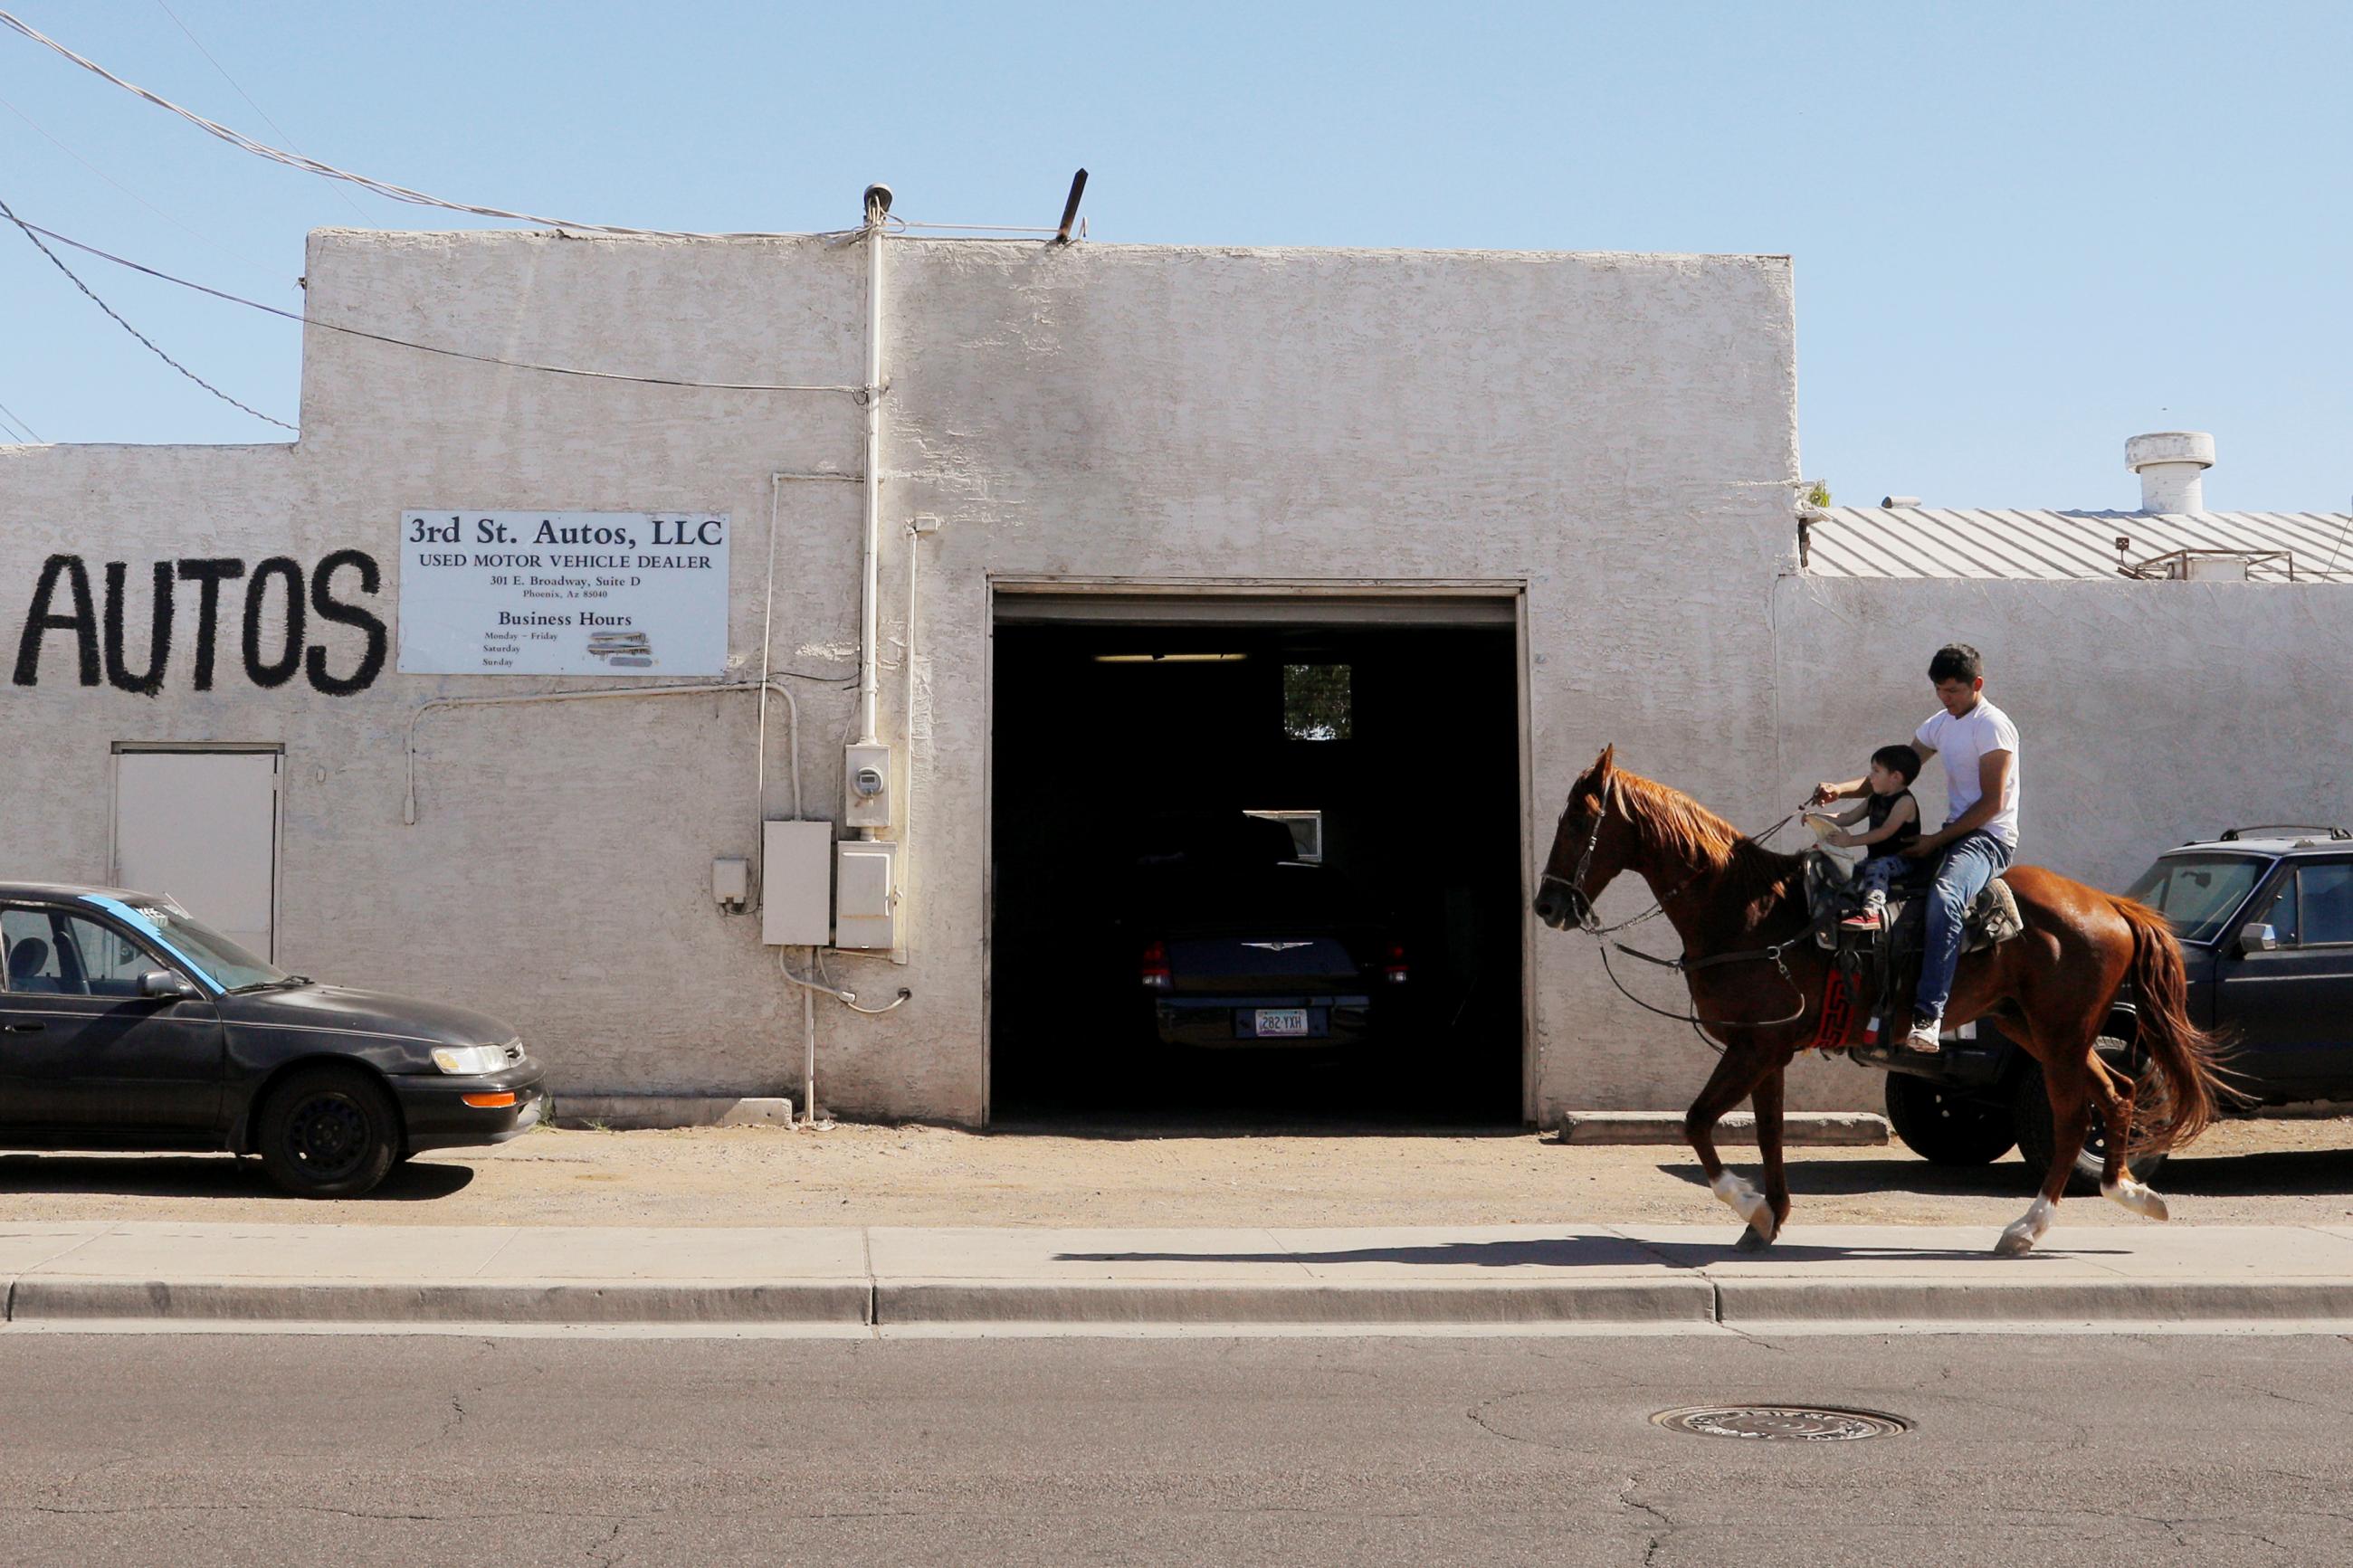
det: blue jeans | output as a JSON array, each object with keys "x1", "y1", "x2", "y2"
[
  {"x1": 1914, "y1": 831, "x2": 2015, "y2": 1023},
  {"x1": 1857, "y1": 854, "x2": 1907, "y2": 904}
]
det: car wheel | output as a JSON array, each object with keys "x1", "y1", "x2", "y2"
[
  {"x1": 255, "y1": 1066, "x2": 400, "y2": 1199},
  {"x1": 1883, "y1": 1073, "x2": 2015, "y2": 1166},
  {"x1": 2012, "y1": 1038, "x2": 2168, "y2": 1196}
]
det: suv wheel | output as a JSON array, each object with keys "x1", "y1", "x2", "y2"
[
  {"x1": 1884, "y1": 1074, "x2": 2016, "y2": 1165},
  {"x1": 2012, "y1": 1038, "x2": 2168, "y2": 1195},
  {"x1": 254, "y1": 1066, "x2": 400, "y2": 1199}
]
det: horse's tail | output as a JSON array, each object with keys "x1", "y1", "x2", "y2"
[{"x1": 2111, "y1": 896, "x2": 2235, "y2": 1156}]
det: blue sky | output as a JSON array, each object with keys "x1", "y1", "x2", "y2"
[{"x1": 2, "y1": 1, "x2": 2347, "y2": 510}]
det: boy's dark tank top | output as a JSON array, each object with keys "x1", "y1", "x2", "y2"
[{"x1": 1868, "y1": 789, "x2": 1920, "y2": 850}]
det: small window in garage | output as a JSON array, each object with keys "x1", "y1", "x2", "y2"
[
  {"x1": 1245, "y1": 810, "x2": 1323, "y2": 862},
  {"x1": 1282, "y1": 663, "x2": 1352, "y2": 741}
]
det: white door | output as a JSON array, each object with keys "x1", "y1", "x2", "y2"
[{"x1": 113, "y1": 751, "x2": 281, "y2": 960}]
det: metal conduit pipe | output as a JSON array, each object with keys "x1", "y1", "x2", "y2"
[
  {"x1": 776, "y1": 947, "x2": 910, "y2": 1015},
  {"x1": 402, "y1": 680, "x2": 802, "y2": 827},
  {"x1": 856, "y1": 188, "x2": 889, "y2": 759}
]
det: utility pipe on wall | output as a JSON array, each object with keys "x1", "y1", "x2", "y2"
[{"x1": 856, "y1": 184, "x2": 891, "y2": 754}]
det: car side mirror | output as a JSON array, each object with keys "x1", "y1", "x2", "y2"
[
  {"x1": 138, "y1": 970, "x2": 198, "y2": 1001},
  {"x1": 2238, "y1": 922, "x2": 2280, "y2": 955}
]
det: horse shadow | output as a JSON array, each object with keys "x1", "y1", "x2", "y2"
[{"x1": 1055, "y1": 1235, "x2": 2120, "y2": 1269}]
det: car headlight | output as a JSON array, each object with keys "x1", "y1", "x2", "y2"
[{"x1": 431, "y1": 1044, "x2": 511, "y2": 1076}]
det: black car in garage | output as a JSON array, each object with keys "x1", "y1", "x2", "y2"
[
  {"x1": 1872, "y1": 828, "x2": 2353, "y2": 1187},
  {"x1": 0, "y1": 881, "x2": 544, "y2": 1197},
  {"x1": 1123, "y1": 814, "x2": 1407, "y2": 1051}
]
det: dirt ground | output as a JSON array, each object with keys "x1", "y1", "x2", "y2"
[{"x1": 5, "y1": 1116, "x2": 2353, "y2": 1230}]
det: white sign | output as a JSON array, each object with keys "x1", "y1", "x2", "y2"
[{"x1": 396, "y1": 510, "x2": 730, "y2": 676}]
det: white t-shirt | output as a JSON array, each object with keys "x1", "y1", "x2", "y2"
[{"x1": 1916, "y1": 698, "x2": 2022, "y2": 847}]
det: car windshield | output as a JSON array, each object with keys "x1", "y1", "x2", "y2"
[
  {"x1": 2123, "y1": 854, "x2": 2269, "y2": 945},
  {"x1": 96, "y1": 897, "x2": 288, "y2": 993}
]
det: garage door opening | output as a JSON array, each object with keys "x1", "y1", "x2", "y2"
[{"x1": 989, "y1": 594, "x2": 1526, "y2": 1128}]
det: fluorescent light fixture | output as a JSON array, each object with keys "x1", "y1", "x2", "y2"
[{"x1": 1091, "y1": 652, "x2": 1250, "y2": 663}]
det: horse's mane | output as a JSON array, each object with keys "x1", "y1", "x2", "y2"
[{"x1": 1610, "y1": 768, "x2": 1806, "y2": 910}]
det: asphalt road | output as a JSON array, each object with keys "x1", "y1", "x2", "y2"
[{"x1": 2, "y1": 1331, "x2": 2348, "y2": 1565}]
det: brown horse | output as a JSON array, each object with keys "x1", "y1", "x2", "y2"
[{"x1": 1531, "y1": 746, "x2": 2232, "y2": 1257}]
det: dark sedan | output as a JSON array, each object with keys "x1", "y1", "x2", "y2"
[
  {"x1": 1124, "y1": 816, "x2": 1406, "y2": 1050},
  {"x1": 0, "y1": 881, "x2": 544, "y2": 1197}
]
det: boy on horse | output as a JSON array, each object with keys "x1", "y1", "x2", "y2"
[
  {"x1": 1812, "y1": 642, "x2": 2022, "y2": 1055},
  {"x1": 1812, "y1": 742, "x2": 1923, "y2": 932}
]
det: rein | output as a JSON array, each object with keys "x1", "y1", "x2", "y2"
[{"x1": 1546, "y1": 793, "x2": 1813, "y2": 1037}]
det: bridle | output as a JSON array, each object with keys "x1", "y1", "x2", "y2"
[
  {"x1": 1537, "y1": 789, "x2": 1614, "y2": 935},
  {"x1": 1542, "y1": 779, "x2": 1812, "y2": 1038},
  {"x1": 1539, "y1": 774, "x2": 1724, "y2": 936}
]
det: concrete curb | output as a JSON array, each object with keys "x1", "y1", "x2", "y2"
[
  {"x1": 1556, "y1": 1111, "x2": 1889, "y2": 1146},
  {"x1": 1715, "y1": 1277, "x2": 2353, "y2": 1325},
  {"x1": 9, "y1": 1273, "x2": 2353, "y2": 1329},
  {"x1": 7, "y1": 1278, "x2": 870, "y2": 1325},
  {"x1": 548, "y1": 1096, "x2": 795, "y2": 1130},
  {"x1": 881, "y1": 1279, "x2": 1717, "y2": 1326}
]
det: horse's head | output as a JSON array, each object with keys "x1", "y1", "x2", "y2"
[{"x1": 1534, "y1": 745, "x2": 1640, "y2": 930}]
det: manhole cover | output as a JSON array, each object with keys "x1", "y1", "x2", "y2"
[{"x1": 1652, "y1": 1404, "x2": 1910, "y2": 1441}]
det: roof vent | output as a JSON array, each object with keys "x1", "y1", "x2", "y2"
[
  {"x1": 1881, "y1": 495, "x2": 1922, "y2": 508},
  {"x1": 2125, "y1": 432, "x2": 2215, "y2": 514}
]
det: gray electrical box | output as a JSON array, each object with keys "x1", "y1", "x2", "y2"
[
  {"x1": 834, "y1": 839, "x2": 899, "y2": 951},
  {"x1": 761, "y1": 822, "x2": 834, "y2": 946},
  {"x1": 843, "y1": 742, "x2": 892, "y2": 829},
  {"x1": 711, "y1": 855, "x2": 750, "y2": 912}
]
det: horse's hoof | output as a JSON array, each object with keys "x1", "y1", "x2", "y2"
[
  {"x1": 2102, "y1": 1180, "x2": 2170, "y2": 1222},
  {"x1": 1735, "y1": 1224, "x2": 1775, "y2": 1252},
  {"x1": 1993, "y1": 1229, "x2": 2035, "y2": 1259}
]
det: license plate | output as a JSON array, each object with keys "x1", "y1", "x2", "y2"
[{"x1": 1255, "y1": 1009, "x2": 1310, "y2": 1037}]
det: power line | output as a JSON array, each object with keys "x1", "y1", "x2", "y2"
[
  {"x1": 0, "y1": 396, "x2": 42, "y2": 442},
  {"x1": 0, "y1": 90, "x2": 283, "y2": 280},
  {"x1": 151, "y1": 0, "x2": 369, "y2": 222},
  {"x1": 2, "y1": 199, "x2": 867, "y2": 398},
  {"x1": 0, "y1": 192, "x2": 295, "y2": 431},
  {"x1": 0, "y1": 7, "x2": 860, "y2": 240}
]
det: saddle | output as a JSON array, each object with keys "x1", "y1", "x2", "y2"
[{"x1": 1802, "y1": 851, "x2": 2024, "y2": 1051}]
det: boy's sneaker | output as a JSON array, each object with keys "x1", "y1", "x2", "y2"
[
  {"x1": 1900, "y1": 1015, "x2": 1943, "y2": 1054},
  {"x1": 1839, "y1": 909, "x2": 1883, "y2": 931}
]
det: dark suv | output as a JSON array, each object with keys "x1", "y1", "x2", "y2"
[{"x1": 1863, "y1": 827, "x2": 2353, "y2": 1187}]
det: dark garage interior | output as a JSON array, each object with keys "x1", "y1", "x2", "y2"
[{"x1": 989, "y1": 598, "x2": 1526, "y2": 1127}]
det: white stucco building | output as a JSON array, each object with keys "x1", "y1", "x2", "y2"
[{"x1": 3, "y1": 216, "x2": 2344, "y2": 1126}]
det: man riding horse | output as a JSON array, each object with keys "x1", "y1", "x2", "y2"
[
  {"x1": 1534, "y1": 644, "x2": 2230, "y2": 1258},
  {"x1": 1811, "y1": 642, "x2": 2019, "y2": 1055}
]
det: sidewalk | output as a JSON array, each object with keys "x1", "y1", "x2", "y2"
[
  {"x1": 10, "y1": 1116, "x2": 2353, "y2": 1231},
  {"x1": 8, "y1": 1220, "x2": 2353, "y2": 1333}
]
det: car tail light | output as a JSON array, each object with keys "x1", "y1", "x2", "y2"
[
  {"x1": 1140, "y1": 939, "x2": 1172, "y2": 991},
  {"x1": 1383, "y1": 942, "x2": 1408, "y2": 984}
]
